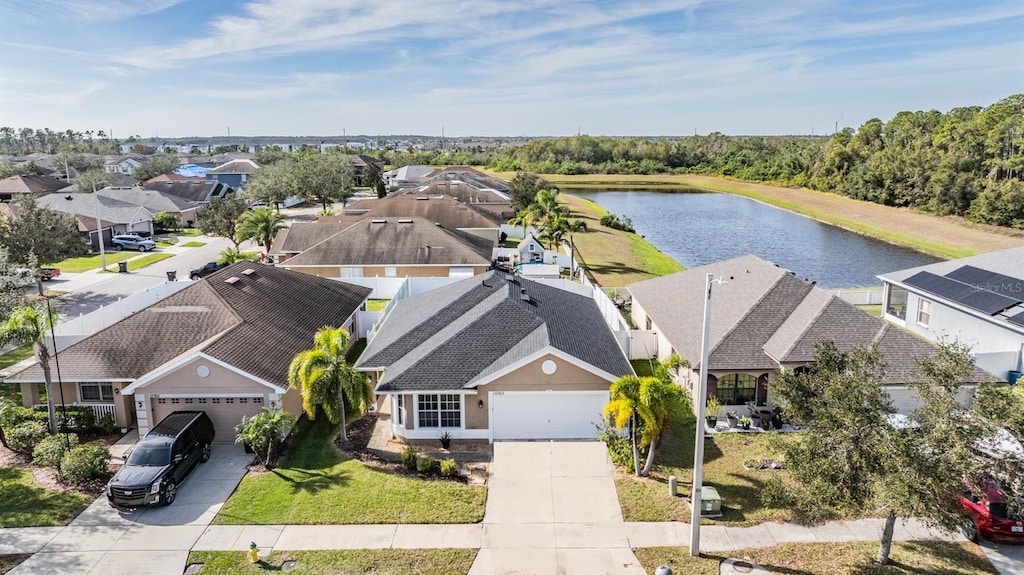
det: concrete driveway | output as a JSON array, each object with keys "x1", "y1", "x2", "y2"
[
  {"x1": 469, "y1": 441, "x2": 645, "y2": 575},
  {"x1": 981, "y1": 540, "x2": 1024, "y2": 575},
  {"x1": 7, "y1": 444, "x2": 251, "y2": 575}
]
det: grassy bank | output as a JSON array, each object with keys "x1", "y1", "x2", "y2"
[
  {"x1": 187, "y1": 549, "x2": 478, "y2": 575},
  {"x1": 485, "y1": 170, "x2": 1024, "y2": 260},
  {"x1": 561, "y1": 194, "x2": 682, "y2": 286}
]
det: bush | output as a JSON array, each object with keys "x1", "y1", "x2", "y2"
[
  {"x1": 33, "y1": 405, "x2": 96, "y2": 433},
  {"x1": 416, "y1": 455, "x2": 438, "y2": 474},
  {"x1": 97, "y1": 413, "x2": 116, "y2": 434},
  {"x1": 597, "y1": 421, "x2": 634, "y2": 473},
  {"x1": 400, "y1": 445, "x2": 418, "y2": 470},
  {"x1": 7, "y1": 420, "x2": 48, "y2": 454},
  {"x1": 59, "y1": 441, "x2": 110, "y2": 484},
  {"x1": 235, "y1": 407, "x2": 297, "y2": 467},
  {"x1": 440, "y1": 458, "x2": 458, "y2": 478},
  {"x1": 32, "y1": 433, "x2": 78, "y2": 469},
  {"x1": 11, "y1": 406, "x2": 49, "y2": 426}
]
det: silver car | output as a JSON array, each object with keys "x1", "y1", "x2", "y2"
[{"x1": 111, "y1": 234, "x2": 157, "y2": 252}]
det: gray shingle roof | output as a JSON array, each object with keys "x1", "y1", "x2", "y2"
[
  {"x1": 35, "y1": 192, "x2": 154, "y2": 225},
  {"x1": 629, "y1": 254, "x2": 1001, "y2": 384},
  {"x1": 98, "y1": 187, "x2": 197, "y2": 213},
  {"x1": 8, "y1": 264, "x2": 371, "y2": 386},
  {"x1": 144, "y1": 181, "x2": 232, "y2": 203},
  {"x1": 269, "y1": 221, "x2": 354, "y2": 256},
  {"x1": 357, "y1": 271, "x2": 633, "y2": 392},
  {"x1": 878, "y1": 246, "x2": 1024, "y2": 285},
  {"x1": 279, "y1": 217, "x2": 494, "y2": 267}
]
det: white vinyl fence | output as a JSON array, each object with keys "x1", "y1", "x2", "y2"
[{"x1": 826, "y1": 287, "x2": 885, "y2": 305}]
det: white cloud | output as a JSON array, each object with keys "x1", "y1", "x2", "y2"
[{"x1": 1, "y1": 0, "x2": 184, "y2": 22}]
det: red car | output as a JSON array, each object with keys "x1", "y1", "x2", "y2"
[{"x1": 961, "y1": 479, "x2": 1024, "y2": 543}]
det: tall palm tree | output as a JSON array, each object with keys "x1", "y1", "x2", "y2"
[
  {"x1": 637, "y1": 376, "x2": 686, "y2": 476},
  {"x1": 287, "y1": 327, "x2": 372, "y2": 442},
  {"x1": 508, "y1": 206, "x2": 541, "y2": 240},
  {"x1": 540, "y1": 216, "x2": 587, "y2": 250},
  {"x1": 235, "y1": 207, "x2": 284, "y2": 255},
  {"x1": 0, "y1": 304, "x2": 59, "y2": 433}
]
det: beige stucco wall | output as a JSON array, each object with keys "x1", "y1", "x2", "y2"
[
  {"x1": 21, "y1": 380, "x2": 134, "y2": 428},
  {"x1": 464, "y1": 354, "x2": 613, "y2": 430},
  {"x1": 143, "y1": 358, "x2": 272, "y2": 397}
]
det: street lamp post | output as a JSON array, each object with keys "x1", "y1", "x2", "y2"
[
  {"x1": 92, "y1": 183, "x2": 107, "y2": 271},
  {"x1": 690, "y1": 272, "x2": 723, "y2": 556}
]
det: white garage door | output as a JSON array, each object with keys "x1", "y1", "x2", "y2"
[
  {"x1": 490, "y1": 391, "x2": 609, "y2": 440},
  {"x1": 151, "y1": 396, "x2": 265, "y2": 442}
]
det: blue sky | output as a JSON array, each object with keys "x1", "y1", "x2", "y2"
[{"x1": 0, "y1": 0, "x2": 1021, "y2": 138}]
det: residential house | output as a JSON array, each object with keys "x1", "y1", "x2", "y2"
[
  {"x1": 104, "y1": 156, "x2": 144, "y2": 176},
  {"x1": 35, "y1": 192, "x2": 155, "y2": 237},
  {"x1": 277, "y1": 217, "x2": 495, "y2": 279},
  {"x1": 628, "y1": 255, "x2": 998, "y2": 415},
  {"x1": 878, "y1": 246, "x2": 1024, "y2": 383},
  {"x1": 421, "y1": 167, "x2": 515, "y2": 222},
  {"x1": 206, "y1": 159, "x2": 259, "y2": 189},
  {"x1": 96, "y1": 186, "x2": 201, "y2": 228},
  {"x1": 383, "y1": 164, "x2": 433, "y2": 188},
  {"x1": 269, "y1": 222, "x2": 354, "y2": 264},
  {"x1": 144, "y1": 180, "x2": 234, "y2": 206},
  {"x1": 0, "y1": 174, "x2": 68, "y2": 202},
  {"x1": 6, "y1": 264, "x2": 372, "y2": 436},
  {"x1": 355, "y1": 271, "x2": 633, "y2": 442},
  {"x1": 349, "y1": 154, "x2": 384, "y2": 186}
]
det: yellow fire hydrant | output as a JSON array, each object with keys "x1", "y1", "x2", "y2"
[{"x1": 248, "y1": 541, "x2": 260, "y2": 563}]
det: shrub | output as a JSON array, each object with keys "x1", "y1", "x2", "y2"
[
  {"x1": 97, "y1": 413, "x2": 117, "y2": 434},
  {"x1": 12, "y1": 406, "x2": 49, "y2": 425},
  {"x1": 32, "y1": 433, "x2": 78, "y2": 469},
  {"x1": 33, "y1": 405, "x2": 95, "y2": 433},
  {"x1": 597, "y1": 421, "x2": 634, "y2": 473},
  {"x1": 7, "y1": 420, "x2": 48, "y2": 454},
  {"x1": 599, "y1": 213, "x2": 635, "y2": 233},
  {"x1": 59, "y1": 441, "x2": 110, "y2": 484},
  {"x1": 400, "y1": 445, "x2": 418, "y2": 470},
  {"x1": 440, "y1": 458, "x2": 458, "y2": 478},
  {"x1": 235, "y1": 407, "x2": 297, "y2": 467},
  {"x1": 416, "y1": 455, "x2": 437, "y2": 474}
]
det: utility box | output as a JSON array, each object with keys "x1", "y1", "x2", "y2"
[{"x1": 691, "y1": 485, "x2": 723, "y2": 518}]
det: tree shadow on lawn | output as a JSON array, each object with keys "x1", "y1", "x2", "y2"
[
  {"x1": 270, "y1": 465, "x2": 351, "y2": 495},
  {"x1": 846, "y1": 541, "x2": 995, "y2": 575},
  {"x1": 696, "y1": 552, "x2": 814, "y2": 575},
  {"x1": 0, "y1": 468, "x2": 88, "y2": 527}
]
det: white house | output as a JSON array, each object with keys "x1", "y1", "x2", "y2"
[
  {"x1": 878, "y1": 246, "x2": 1024, "y2": 383},
  {"x1": 104, "y1": 156, "x2": 144, "y2": 176}
]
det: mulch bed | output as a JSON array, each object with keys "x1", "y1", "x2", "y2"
[{"x1": 0, "y1": 553, "x2": 31, "y2": 575}]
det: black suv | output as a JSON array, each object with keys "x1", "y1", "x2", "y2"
[
  {"x1": 189, "y1": 261, "x2": 227, "y2": 280},
  {"x1": 107, "y1": 411, "x2": 215, "y2": 510}
]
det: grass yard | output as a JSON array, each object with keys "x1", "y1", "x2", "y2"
[
  {"x1": 125, "y1": 253, "x2": 174, "y2": 271},
  {"x1": 365, "y1": 299, "x2": 389, "y2": 312},
  {"x1": 561, "y1": 194, "x2": 682, "y2": 287},
  {"x1": 187, "y1": 549, "x2": 478, "y2": 575},
  {"x1": 181, "y1": 241, "x2": 206, "y2": 247},
  {"x1": 50, "y1": 252, "x2": 134, "y2": 273},
  {"x1": 634, "y1": 541, "x2": 996, "y2": 575},
  {"x1": 214, "y1": 415, "x2": 487, "y2": 525},
  {"x1": 614, "y1": 410, "x2": 794, "y2": 525},
  {"x1": 0, "y1": 345, "x2": 33, "y2": 371},
  {"x1": 0, "y1": 467, "x2": 91, "y2": 528},
  {"x1": 858, "y1": 304, "x2": 883, "y2": 317},
  {"x1": 176, "y1": 228, "x2": 203, "y2": 237}
]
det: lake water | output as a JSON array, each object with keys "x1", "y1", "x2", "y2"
[{"x1": 568, "y1": 190, "x2": 941, "y2": 288}]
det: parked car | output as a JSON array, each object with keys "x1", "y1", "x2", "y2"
[
  {"x1": 111, "y1": 234, "x2": 157, "y2": 252},
  {"x1": 189, "y1": 261, "x2": 228, "y2": 280},
  {"x1": 107, "y1": 411, "x2": 215, "y2": 510},
  {"x1": 10, "y1": 267, "x2": 60, "y2": 287},
  {"x1": 961, "y1": 477, "x2": 1024, "y2": 543}
]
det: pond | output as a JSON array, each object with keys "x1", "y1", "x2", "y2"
[{"x1": 567, "y1": 189, "x2": 940, "y2": 288}]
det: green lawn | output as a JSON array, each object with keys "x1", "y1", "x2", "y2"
[
  {"x1": 0, "y1": 467, "x2": 91, "y2": 527},
  {"x1": 188, "y1": 549, "x2": 478, "y2": 575},
  {"x1": 635, "y1": 541, "x2": 996, "y2": 575},
  {"x1": 125, "y1": 253, "x2": 174, "y2": 271},
  {"x1": 365, "y1": 299, "x2": 389, "y2": 312},
  {"x1": 346, "y1": 339, "x2": 367, "y2": 364},
  {"x1": 500, "y1": 238, "x2": 522, "y2": 248},
  {"x1": 613, "y1": 410, "x2": 794, "y2": 525},
  {"x1": 50, "y1": 252, "x2": 134, "y2": 273},
  {"x1": 0, "y1": 345, "x2": 33, "y2": 371},
  {"x1": 181, "y1": 241, "x2": 206, "y2": 248},
  {"x1": 214, "y1": 415, "x2": 487, "y2": 525},
  {"x1": 176, "y1": 228, "x2": 203, "y2": 237},
  {"x1": 859, "y1": 304, "x2": 883, "y2": 317}
]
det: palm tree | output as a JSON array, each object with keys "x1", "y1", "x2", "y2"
[
  {"x1": 0, "y1": 304, "x2": 59, "y2": 433},
  {"x1": 217, "y1": 246, "x2": 248, "y2": 265},
  {"x1": 235, "y1": 207, "x2": 284, "y2": 255},
  {"x1": 540, "y1": 216, "x2": 587, "y2": 250},
  {"x1": 508, "y1": 206, "x2": 541, "y2": 239},
  {"x1": 287, "y1": 327, "x2": 372, "y2": 443},
  {"x1": 604, "y1": 375, "x2": 644, "y2": 476},
  {"x1": 637, "y1": 376, "x2": 686, "y2": 476}
]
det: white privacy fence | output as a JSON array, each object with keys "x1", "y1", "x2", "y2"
[
  {"x1": 826, "y1": 287, "x2": 885, "y2": 305},
  {"x1": 614, "y1": 330, "x2": 659, "y2": 360}
]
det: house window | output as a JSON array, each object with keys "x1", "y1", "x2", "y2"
[
  {"x1": 79, "y1": 382, "x2": 114, "y2": 402},
  {"x1": 886, "y1": 286, "x2": 908, "y2": 320},
  {"x1": 385, "y1": 266, "x2": 397, "y2": 277},
  {"x1": 340, "y1": 267, "x2": 364, "y2": 278},
  {"x1": 396, "y1": 395, "x2": 404, "y2": 425},
  {"x1": 714, "y1": 373, "x2": 757, "y2": 405},
  {"x1": 417, "y1": 394, "x2": 461, "y2": 428},
  {"x1": 916, "y1": 299, "x2": 932, "y2": 326}
]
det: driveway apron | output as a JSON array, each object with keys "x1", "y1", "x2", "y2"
[
  {"x1": 7, "y1": 444, "x2": 251, "y2": 575},
  {"x1": 470, "y1": 441, "x2": 645, "y2": 575}
]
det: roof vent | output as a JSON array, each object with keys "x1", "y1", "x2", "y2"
[
  {"x1": 371, "y1": 219, "x2": 387, "y2": 224},
  {"x1": 520, "y1": 293, "x2": 531, "y2": 302},
  {"x1": 397, "y1": 219, "x2": 413, "y2": 223},
  {"x1": 241, "y1": 268, "x2": 256, "y2": 275},
  {"x1": 224, "y1": 276, "x2": 240, "y2": 284}
]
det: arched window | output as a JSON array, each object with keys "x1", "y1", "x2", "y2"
[{"x1": 715, "y1": 373, "x2": 757, "y2": 405}]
